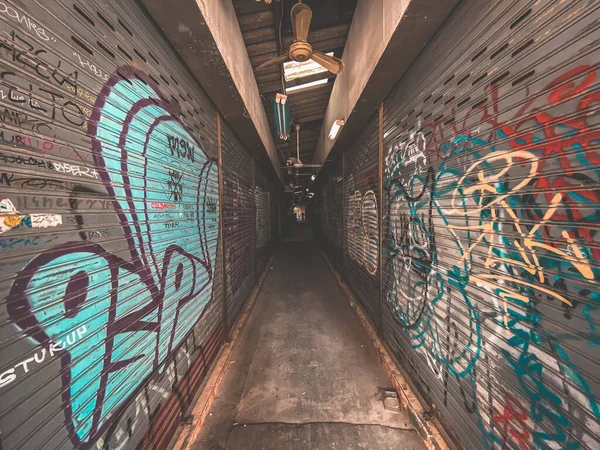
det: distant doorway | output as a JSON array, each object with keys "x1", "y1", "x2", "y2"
[{"x1": 293, "y1": 206, "x2": 306, "y2": 223}]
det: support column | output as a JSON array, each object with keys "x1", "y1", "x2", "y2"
[
  {"x1": 341, "y1": 152, "x2": 345, "y2": 275},
  {"x1": 253, "y1": 158, "x2": 257, "y2": 280},
  {"x1": 217, "y1": 112, "x2": 230, "y2": 342},
  {"x1": 378, "y1": 103, "x2": 385, "y2": 337},
  {"x1": 328, "y1": 168, "x2": 333, "y2": 256},
  {"x1": 341, "y1": 151, "x2": 346, "y2": 276}
]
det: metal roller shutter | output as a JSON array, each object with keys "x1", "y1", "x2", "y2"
[
  {"x1": 381, "y1": 0, "x2": 600, "y2": 449},
  {"x1": 270, "y1": 185, "x2": 277, "y2": 247},
  {"x1": 255, "y1": 165, "x2": 272, "y2": 274},
  {"x1": 310, "y1": 174, "x2": 320, "y2": 243},
  {"x1": 321, "y1": 177, "x2": 330, "y2": 245},
  {"x1": 344, "y1": 117, "x2": 380, "y2": 324},
  {"x1": 271, "y1": 183, "x2": 278, "y2": 248},
  {"x1": 0, "y1": 1, "x2": 224, "y2": 449},
  {"x1": 329, "y1": 159, "x2": 344, "y2": 270},
  {"x1": 221, "y1": 123, "x2": 256, "y2": 331}
]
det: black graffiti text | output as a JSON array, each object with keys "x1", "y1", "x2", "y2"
[
  {"x1": 167, "y1": 135, "x2": 195, "y2": 162},
  {"x1": 167, "y1": 169, "x2": 183, "y2": 202},
  {"x1": 0, "y1": 151, "x2": 52, "y2": 169}
]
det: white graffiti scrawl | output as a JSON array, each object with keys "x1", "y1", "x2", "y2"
[
  {"x1": 385, "y1": 126, "x2": 428, "y2": 184},
  {"x1": 0, "y1": 198, "x2": 62, "y2": 234}
]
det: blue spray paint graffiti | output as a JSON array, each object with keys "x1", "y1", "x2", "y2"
[{"x1": 8, "y1": 67, "x2": 218, "y2": 449}]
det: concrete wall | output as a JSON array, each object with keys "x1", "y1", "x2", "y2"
[
  {"x1": 312, "y1": 0, "x2": 411, "y2": 165},
  {"x1": 194, "y1": 0, "x2": 280, "y2": 176}
]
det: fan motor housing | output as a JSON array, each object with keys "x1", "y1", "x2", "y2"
[{"x1": 289, "y1": 41, "x2": 312, "y2": 62}]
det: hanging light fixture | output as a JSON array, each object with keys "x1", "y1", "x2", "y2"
[
  {"x1": 328, "y1": 119, "x2": 345, "y2": 140},
  {"x1": 273, "y1": 93, "x2": 291, "y2": 140}
]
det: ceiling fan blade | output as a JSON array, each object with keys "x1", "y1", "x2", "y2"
[
  {"x1": 256, "y1": 54, "x2": 290, "y2": 70},
  {"x1": 294, "y1": 164, "x2": 323, "y2": 168},
  {"x1": 291, "y1": 3, "x2": 312, "y2": 42},
  {"x1": 312, "y1": 50, "x2": 344, "y2": 74}
]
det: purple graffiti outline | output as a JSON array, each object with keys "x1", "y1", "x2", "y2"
[{"x1": 8, "y1": 66, "x2": 216, "y2": 449}]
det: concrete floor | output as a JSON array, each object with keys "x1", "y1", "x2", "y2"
[{"x1": 192, "y1": 227, "x2": 426, "y2": 450}]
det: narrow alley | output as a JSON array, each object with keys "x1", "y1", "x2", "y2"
[
  {"x1": 0, "y1": 0, "x2": 598, "y2": 449},
  {"x1": 192, "y1": 227, "x2": 425, "y2": 450}
]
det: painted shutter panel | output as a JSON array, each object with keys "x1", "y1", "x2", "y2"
[
  {"x1": 222, "y1": 123, "x2": 256, "y2": 331},
  {"x1": 322, "y1": 179, "x2": 330, "y2": 242},
  {"x1": 255, "y1": 164, "x2": 273, "y2": 274},
  {"x1": 0, "y1": 1, "x2": 225, "y2": 448},
  {"x1": 344, "y1": 116, "x2": 380, "y2": 324},
  {"x1": 382, "y1": 1, "x2": 600, "y2": 449},
  {"x1": 329, "y1": 159, "x2": 344, "y2": 270}
]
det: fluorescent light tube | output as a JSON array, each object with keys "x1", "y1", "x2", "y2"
[{"x1": 328, "y1": 119, "x2": 345, "y2": 140}]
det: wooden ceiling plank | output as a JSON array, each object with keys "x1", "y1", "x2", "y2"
[
  {"x1": 256, "y1": 71, "x2": 284, "y2": 84},
  {"x1": 289, "y1": 95, "x2": 331, "y2": 108},
  {"x1": 260, "y1": 81, "x2": 287, "y2": 94},
  {"x1": 281, "y1": 23, "x2": 351, "y2": 47},
  {"x1": 285, "y1": 71, "x2": 335, "y2": 88},
  {"x1": 238, "y1": 10, "x2": 274, "y2": 32},
  {"x1": 251, "y1": 51, "x2": 280, "y2": 67},
  {"x1": 290, "y1": 101, "x2": 328, "y2": 113},
  {"x1": 247, "y1": 40, "x2": 279, "y2": 57},
  {"x1": 243, "y1": 26, "x2": 277, "y2": 45},
  {"x1": 296, "y1": 113, "x2": 330, "y2": 123},
  {"x1": 288, "y1": 83, "x2": 333, "y2": 98},
  {"x1": 290, "y1": 103, "x2": 327, "y2": 119},
  {"x1": 232, "y1": 0, "x2": 271, "y2": 16}
]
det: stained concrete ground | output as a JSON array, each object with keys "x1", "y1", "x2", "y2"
[{"x1": 191, "y1": 226, "x2": 426, "y2": 450}]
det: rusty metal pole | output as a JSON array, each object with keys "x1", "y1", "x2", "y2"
[
  {"x1": 341, "y1": 152, "x2": 345, "y2": 275},
  {"x1": 253, "y1": 157, "x2": 257, "y2": 280},
  {"x1": 328, "y1": 168, "x2": 333, "y2": 256},
  {"x1": 217, "y1": 112, "x2": 229, "y2": 342},
  {"x1": 378, "y1": 103, "x2": 385, "y2": 337}
]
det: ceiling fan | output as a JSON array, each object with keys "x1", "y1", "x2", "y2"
[
  {"x1": 282, "y1": 124, "x2": 323, "y2": 170},
  {"x1": 256, "y1": 1, "x2": 345, "y2": 75}
]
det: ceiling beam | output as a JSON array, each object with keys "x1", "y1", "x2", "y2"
[
  {"x1": 313, "y1": 0, "x2": 460, "y2": 166},
  {"x1": 141, "y1": 0, "x2": 283, "y2": 184}
]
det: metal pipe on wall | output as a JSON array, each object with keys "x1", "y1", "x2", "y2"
[
  {"x1": 253, "y1": 157, "x2": 257, "y2": 280},
  {"x1": 377, "y1": 103, "x2": 384, "y2": 337},
  {"x1": 328, "y1": 167, "x2": 333, "y2": 257},
  {"x1": 217, "y1": 112, "x2": 230, "y2": 342},
  {"x1": 341, "y1": 152, "x2": 345, "y2": 275}
]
